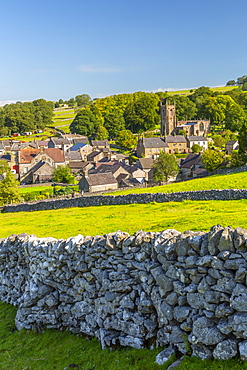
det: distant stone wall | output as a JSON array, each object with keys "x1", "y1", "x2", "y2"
[
  {"x1": 2, "y1": 226, "x2": 247, "y2": 360},
  {"x1": 3, "y1": 189, "x2": 247, "y2": 213}
]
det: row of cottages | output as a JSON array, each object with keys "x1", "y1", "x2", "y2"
[
  {"x1": 136, "y1": 136, "x2": 208, "y2": 158},
  {"x1": 0, "y1": 134, "x2": 91, "y2": 184},
  {"x1": 78, "y1": 160, "x2": 149, "y2": 193}
]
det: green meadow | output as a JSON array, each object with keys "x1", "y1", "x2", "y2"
[
  {"x1": 110, "y1": 171, "x2": 247, "y2": 196},
  {"x1": 168, "y1": 85, "x2": 241, "y2": 96},
  {"x1": 1, "y1": 199, "x2": 247, "y2": 239}
]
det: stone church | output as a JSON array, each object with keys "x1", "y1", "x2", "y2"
[{"x1": 160, "y1": 101, "x2": 210, "y2": 137}]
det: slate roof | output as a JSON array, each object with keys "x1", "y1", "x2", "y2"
[
  {"x1": 193, "y1": 167, "x2": 207, "y2": 176},
  {"x1": 165, "y1": 135, "x2": 187, "y2": 143},
  {"x1": 11, "y1": 141, "x2": 38, "y2": 151},
  {"x1": 91, "y1": 140, "x2": 109, "y2": 147},
  {"x1": 86, "y1": 172, "x2": 118, "y2": 186},
  {"x1": 138, "y1": 158, "x2": 154, "y2": 170},
  {"x1": 226, "y1": 140, "x2": 238, "y2": 145},
  {"x1": 180, "y1": 153, "x2": 202, "y2": 168},
  {"x1": 186, "y1": 136, "x2": 208, "y2": 142},
  {"x1": 87, "y1": 151, "x2": 102, "y2": 161},
  {"x1": 142, "y1": 137, "x2": 168, "y2": 148},
  {"x1": 66, "y1": 150, "x2": 82, "y2": 161},
  {"x1": 73, "y1": 137, "x2": 89, "y2": 145},
  {"x1": 95, "y1": 163, "x2": 126, "y2": 174},
  {"x1": 49, "y1": 138, "x2": 70, "y2": 145},
  {"x1": 0, "y1": 154, "x2": 10, "y2": 162}
]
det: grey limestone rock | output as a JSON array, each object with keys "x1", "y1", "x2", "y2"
[
  {"x1": 155, "y1": 345, "x2": 175, "y2": 365},
  {"x1": 213, "y1": 339, "x2": 238, "y2": 360},
  {"x1": 191, "y1": 343, "x2": 212, "y2": 360},
  {"x1": 191, "y1": 316, "x2": 226, "y2": 345},
  {"x1": 239, "y1": 340, "x2": 247, "y2": 361}
]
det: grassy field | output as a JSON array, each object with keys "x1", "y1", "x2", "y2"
[
  {"x1": 1, "y1": 199, "x2": 247, "y2": 239},
  {"x1": 19, "y1": 185, "x2": 53, "y2": 194},
  {"x1": 168, "y1": 85, "x2": 241, "y2": 96},
  {"x1": 109, "y1": 171, "x2": 247, "y2": 196}
]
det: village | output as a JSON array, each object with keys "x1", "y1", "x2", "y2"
[{"x1": 0, "y1": 101, "x2": 239, "y2": 194}]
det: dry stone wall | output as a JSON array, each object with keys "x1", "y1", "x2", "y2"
[
  {"x1": 2, "y1": 226, "x2": 247, "y2": 360},
  {"x1": 3, "y1": 189, "x2": 247, "y2": 213}
]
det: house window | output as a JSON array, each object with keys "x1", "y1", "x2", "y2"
[{"x1": 24, "y1": 167, "x2": 28, "y2": 173}]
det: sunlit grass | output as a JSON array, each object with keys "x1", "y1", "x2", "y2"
[
  {"x1": 110, "y1": 171, "x2": 247, "y2": 196},
  {"x1": 1, "y1": 199, "x2": 247, "y2": 239}
]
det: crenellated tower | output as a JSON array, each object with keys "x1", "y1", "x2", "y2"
[{"x1": 160, "y1": 100, "x2": 177, "y2": 136}]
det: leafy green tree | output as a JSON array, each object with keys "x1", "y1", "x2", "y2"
[
  {"x1": 178, "y1": 129, "x2": 187, "y2": 137},
  {"x1": 75, "y1": 94, "x2": 91, "y2": 107},
  {"x1": 52, "y1": 165, "x2": 75, "y2": 184},
  {"x1": 212, "y1": 135, "x2": 227, "y2": 148},
  {"x1": 4, "y1": 103, "x2": 35, "y2": 133},
  {"x1": 168, "y1": 95, "x2": 197, "y2": 120},
  {"x1": 226, "y1": 80, "x2": 236, "y2": 86},
  {"x1": 32, "y1": 98, "x2": 54, "y2": 129},
  {"x1": 95, "y1": 126, "x2": 108, "y2": 140},
  {"x1": 0, "y1": 160, "x2": 11, "y2": 174},
  {"x1": 201, "y1": 149, "x2": 224, "y2": 172},
  {"x1": 0, "y1": 171, "x2": 21, "y2": 204},
  {"x1": 242, "y1": 82, "x2": 247, "y2": 91},
  {"x1": 115, "y1": 130, "x2": 137, "y2": 149},
  {"x1": 58, "y1": 99, "x2": 64, "y2": 105},
  {"x1": 152, "y1": 152, "x2": 179, "y2": 183},
  {"x1": 238, "y1": 122, "x2": 247, "y2": 162},
  {"x1": 237, "y1": 75, "x2": 247, "y2": 86},
  {"x1": 67, "y1": 98, "x2": 75, "y2": 107},
  {"x1": 70, "y1": 109, "x2": 97, "y2": 137},
  {"x1": 191, "y1": 144, "x2": 202, "y2": 153},
  {"x1": 104, "y1": 110, "x2": 125, "y2": 138},
  {"x1": 229, "y1": 152, "x2": 244, "y2": 168},
  {"x1": 124, "y1": 94, "x2": 160, "y2": 133}
]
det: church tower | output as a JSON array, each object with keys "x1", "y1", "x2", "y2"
[{"x1": 160, "y1": 101, "x2": 177, "y2": 136}]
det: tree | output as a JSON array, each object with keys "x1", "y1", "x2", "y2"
[
  {"x1": 95, "y1": 126, "x2": 108, "y2": 140},
  {"x1": 0, "y1": 171, "x2": 21, "y2": 204},
  {"x1": 115, "y1": 130, "x2": 137, "y2": 149},
  {"x1": 191, "y1": 144, "x2": 202, "y2": 153},
  {"x1": 104, "y1": 110, "x2": 125, "y2": 138},
  {"x1": 238, "y1": 122, "x2": 247, "y2": 162},
  {"x1": 201, "y1": 149, "x2": 224, "y2": 172},
  {"x1": 168, "y1": 95, "x2": 197, "y2": 120},
  {"x1": 152, "y1": 151, "x2": 179, "y2": 183},
  {"x1": 229, "y1": 152, "x2": 244, "y2": 168},
  {"x1": 52, "y1": 165, "x2": 75, "y2": 184},
  {"x1": 70, "y1": 109, "x2": 98, "y2": 137},
  {"x1": 226, "y1": 80, "x2": 236, "y2": 86},
  {"x1": 212, "y1": 135, "x2": 227, "y2": 148},
  {"x1": 124, "y1": 94, "x2": 160, "y2": 133},
  {"x1": 0, "y1": 160, "x2": 11, "y2": 175},
  {"x1": 178, "y1": 129, "x2": 187, "y2": 137},
  {"x1": 32, "y1": 98, "x2": 54, "y2": 129},
  {"x1": 75, "y1": 94, "x2": 91, "y2": 107},
  {"x1": 67, "y1": 98, "x2": 75, "y2": 107}
]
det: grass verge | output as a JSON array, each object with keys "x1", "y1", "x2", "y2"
[{"x1": 1, "y1": 199, "x2": 247, "y2": 239}]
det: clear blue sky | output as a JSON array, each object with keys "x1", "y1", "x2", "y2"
[{"x1": 0, "y1": 0, "x2": 247, "y2": 103}]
